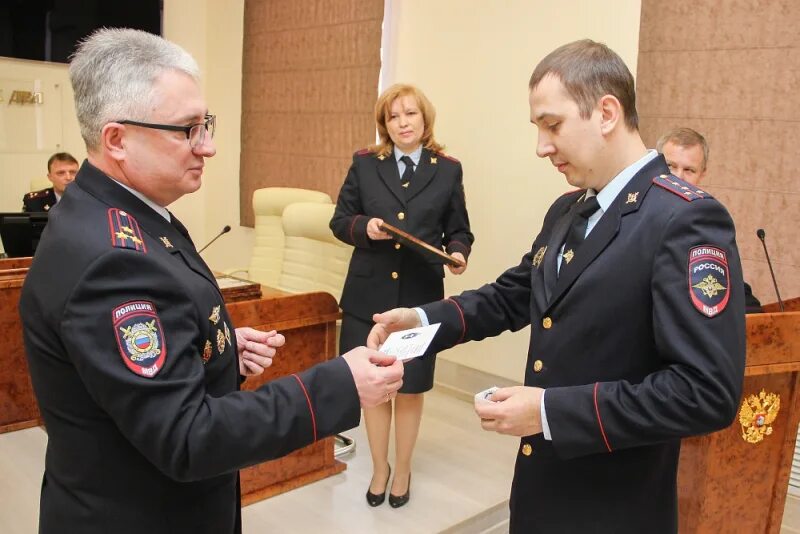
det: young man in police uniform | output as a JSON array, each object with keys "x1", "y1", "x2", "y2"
[
  {"x1": 369, "y1": 40, "x2": 745, "y2": 533},
  {"x1": 20, "y1": 28, "x2": 403, "y2": 534},
  {"x1": 22, "y1": 152, "x2": 79, "y2": 212}
]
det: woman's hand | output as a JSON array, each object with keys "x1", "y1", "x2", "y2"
[
  {"x1": 447, "y1": 252, "x2": 467, "y2": 275},
  {"x1": 367, "y1": 217, "x2": 392, "y2": 240}
]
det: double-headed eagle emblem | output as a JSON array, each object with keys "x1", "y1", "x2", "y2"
[{"x1": 739, "y1": 389, "x2": 780, "y2": 444}]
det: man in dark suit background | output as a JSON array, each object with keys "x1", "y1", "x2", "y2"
[
  {"x1": 19, "y1": 28, "x2": 403, "y2": 534},
  {"x1": 22, "y1": 152, "x2": 78, "y2": 212},
  {"x1": 369, "y1": 40, "x2": 745, "y2": 533}
]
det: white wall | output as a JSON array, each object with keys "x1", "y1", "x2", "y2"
[{"x1": 383, "y1": 0, "x2": 643, "y2": 380}]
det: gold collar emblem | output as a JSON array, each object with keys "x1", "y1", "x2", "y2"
[
  {"x1": 739, "y1": 389, "x2": 780, "y2": 444},
  {"x1": 532, "y1": 246, "x2": 547, "y2": 268},
  {"x1": 377, "y1": 154, "x2": 386, "y2": 160},
  {"x1": 209, "y1": 305, "x2": 221, "y2": 325},
  {"x1": 160, "y1": 236, "x2": 173, "y2": 248},
  {"x1": 430, "y1": 157, "x2": 437, "y2": 164},
  {"x1": 626, "y1": 192, "x2": 639, "y2": 204},
  {"x1": 562, "y1": 249, "x2": 575, "y2": 264}
]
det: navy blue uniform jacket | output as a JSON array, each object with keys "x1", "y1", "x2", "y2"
[
  {"x1": 330, "y1": 148, "x2": 474, "y2": 320},
  {"x1": 19, "y1": 162, "x2": 361, "y2": 534},
  {"x1": 420, "y1": 155, "x2": 746, "y2": 533}
]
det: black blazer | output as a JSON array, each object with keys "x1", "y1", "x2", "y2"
[
  {"x1": 22, "y1": 187, "x2": 57, "y2": 212},
  {"x1": 330, "y1": 148, "x2": 474, "y2": 321},
  {"x1": 420, "y1": 155, "x2": 745, "y2": 533},
  {"x1": 20, "y1": 161, "x2": 361, "y2": 534}
]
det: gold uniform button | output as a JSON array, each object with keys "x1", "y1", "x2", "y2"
[
  {"x1": 542, "y1": 317, "x2": 552, "y2": 329},
  {"x1": 398, "y1": 212, "x2": 405, "y2": 220},
  {"x1": 533, "y1": 360, "x2": 543, "y2": 373},
  {"x1": 395, "y1": 243, "x2": 401, "y2": 250},
  {"x1": 391, "y1": 272, "x2": 399, "y2": 280},
  {"x1": 521, "y1": 443, "x2": 533, "y2": 456}
]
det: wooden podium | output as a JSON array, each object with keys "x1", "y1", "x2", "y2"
[
  {"x1": 0, "y1": 258, "x2": 345, "y2": 505},
  {"x1": 678, "y1": 298, "x2": 800, "y2": 533}
]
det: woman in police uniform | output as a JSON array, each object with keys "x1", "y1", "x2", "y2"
[{"x1": 330, "y1": 84, "x2": 474, "y2": 508}]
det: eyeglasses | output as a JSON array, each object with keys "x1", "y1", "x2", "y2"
[{"x1": 116, "y1": 114, "x2": 216, "y2": 149}]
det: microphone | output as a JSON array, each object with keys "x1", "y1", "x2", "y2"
[
  {"x1": 198, "y1": 225, "x2": 231, "y2": 254},
  {"x1": 756, "y1": 229, "x2": 784, "y2": 312}
]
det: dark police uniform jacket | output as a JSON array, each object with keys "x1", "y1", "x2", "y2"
[
  {"x1": 330, "y1": 148, "x2": 474, "y2": 320},
  {"x1": 419, "y1": 155, "x2": 745, "y2": 533},
  {"x1": 23, "y1": 187, "x2": 57, "y2": 212},
  {"x1": 19, "y1": 161, "x2": 361, "y2": 534}
]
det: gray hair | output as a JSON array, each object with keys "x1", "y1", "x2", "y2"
[
  {"x1": 656, "y1": 127, "x2": 709, "y2": 170},
  {"x1": 69, "y1": 28, "x2": 200, "y2": 151}
]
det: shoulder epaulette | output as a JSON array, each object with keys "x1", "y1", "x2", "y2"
[
  {"x1": 435, "y1": 152, "x2": 460, "y2": 163},
  {"x1": 25, "y1": 188, "x2": 49, "y2": 199},
  {"x1": 107, "y1": 208, "x2": 147, "y2": 253},
  {"x1": 354, "y1": 148, "x2": 372, "y2": 156},
  {"x1": 652, "y1": 174, "x2": 712, "y2": 202}
]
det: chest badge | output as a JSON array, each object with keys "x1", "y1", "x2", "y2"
[
  {"x1": 216, "y1": 328, "x2": 226, "y2": 353},
  {"x1": 532, "y1": 246, "x2": 547, "y2": 268},
  {"x1": 224, "y1": 322, "x2": 232, "y2": 346},
  {"x1": 202, "y1": 340, "x2": 212, "y2": 364},
  {"x1": 209, "y1": 305, "x2": 221, "y2": 325}
]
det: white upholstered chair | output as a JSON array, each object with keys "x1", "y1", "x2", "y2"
[
  {"x1": 277, "y1": 202, "x2": 353, "y2": 303},
  {"x1": 229, "y1": 187, "x2": 331, "y2": 286}
]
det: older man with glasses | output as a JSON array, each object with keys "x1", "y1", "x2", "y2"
[{"x1": 19, "y1": 28, "x2": 403, "y2": 534}]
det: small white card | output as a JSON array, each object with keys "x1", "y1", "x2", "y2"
[
  {"x1": 378, "y1": 323, "x2": 441, "y2": 361},
  {"x1": 474, "y1": 386, "x2": 499, "y2": 404}
]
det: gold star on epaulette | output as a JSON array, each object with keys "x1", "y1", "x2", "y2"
[
  {"x1": 563, "y1": 249, "x2": 575, "y2": 264},
  {"x1": 121, "y1": 225, "x2": 134, "y2": 234},
  {"x1": 160, "y1": 236, "x2": 173, "y2": 248},
  {"x1": 130, "y1": 235, "x2": 143, "y2": 245},
  {"x1": 115, "y1": 231, "x2": 130, "y2": 241}
]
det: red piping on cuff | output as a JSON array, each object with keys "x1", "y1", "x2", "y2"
[
  {"x1": 292, "y1": 374, "x2": 317, "y2": 442},
  {"x1": 593, "y1": 382, "x2": 612, "y2": 452},
  {"x1": 348, "y1": 215, "x2": 362, "y2": 245},
  {"x1": 445, "y1": 298, "x2": 466, "y2": 344},
  {"x1": 448, "y1": 240, "x2": 471, "y2": 255}
]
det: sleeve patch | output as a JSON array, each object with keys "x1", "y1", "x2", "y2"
[
  {"x1": 113, "y1": 301, "x2": 166, "y2": 378},
  {"x1": 108, "y1": 208, "x2": 147, "y2": 253},
  {"x1": 688, "y1": 246, "x2": 730, "y2": 317},
  {"x1": 652, "y1": 174, "x2": 712, "y2": 202}
]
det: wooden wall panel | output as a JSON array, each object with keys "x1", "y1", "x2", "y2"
[
  {"x1": 240, "y1": 0, "x2": 383, "y2": 226},
  {"x1": 637, "y1": 0, "x2": 800, "y2": 303}
]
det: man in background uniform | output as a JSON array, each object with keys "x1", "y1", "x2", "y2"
[
  {"x1": 19, "y1": 28, "x2": 403, "y2": 534},
  {"x1": 658, "y1": 127, "x2": 762, "y2": 312},
  {"x1": 22, "y1": 152, "x2": 78, "y2": 212},
  {"x1": 369, "y1": 40, "x2": 746, "y2": 533}
]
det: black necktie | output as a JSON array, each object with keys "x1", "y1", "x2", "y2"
[
  {"x1": 400, "y1": 156, "x2": 415, "y2": 189},
  {"x1": 169, "y1": 212, "x2": 195, "y2": 248},
  {"x1": 559, "y1": 195, "x2": 600, "y2": 275}
]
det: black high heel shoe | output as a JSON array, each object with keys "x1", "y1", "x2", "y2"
[
  {"x1": 365, "y1": 465, "x2": 391, "y2": 507},
  {"x1": 388, "y1": 473, "x2": 411, "y2": 508}
]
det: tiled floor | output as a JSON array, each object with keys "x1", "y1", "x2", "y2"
[{"x1": 0, "y1": 388, "x2": 797, "y2": 533}]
